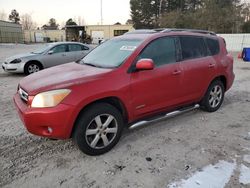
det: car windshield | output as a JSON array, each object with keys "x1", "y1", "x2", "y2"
[
  {"x1": 80, "y1": 39, "x2": 143, "y2": 68},
  {"x1": 31, "y1": 44, "x2": 53, "y2": 54}
]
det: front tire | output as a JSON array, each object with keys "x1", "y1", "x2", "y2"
[
  {"x1": 24, "y1": 62, "x2": 42, "y2": 75},
  {"x1": 200, "y1": 80, "x2": 225, "y2": 112},
  {"x1": 73, "y1": 103, "x2": 124, "y2": 155}
]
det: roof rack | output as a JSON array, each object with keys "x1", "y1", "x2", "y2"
[
  {"x1": 124, "y1": 28, "x2": 216, "y2": 36},
  {"x1": 124, "y1": 29, "x2": 157, "y2": 35},
  {"x1": 161, "y1": 28, "x2": 217, "y2": 36}
]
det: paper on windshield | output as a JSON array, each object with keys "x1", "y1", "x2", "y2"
[{"x1": 120, "y1": 46, "x2": 137, "y2": 51}]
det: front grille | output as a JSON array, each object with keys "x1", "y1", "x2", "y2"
[{"x1": 18, "y1": 87, "x2": 28, "y2": 103}]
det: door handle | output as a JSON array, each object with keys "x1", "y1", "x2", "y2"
[
  {"x1": 172, "y1": 70, "x2": 181, "y2": 75},
  {"x1": 209, "y1": 63, "x2": 216, "y2": 68}
]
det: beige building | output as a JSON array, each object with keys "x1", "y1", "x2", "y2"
[
  {"x1": 23, "y1": 24, "x2": 134, "y2": 44},
  {"x1": 85, "y1": 24, "x2": 134, "y2": 44},
  {"x1": 24, "y1": 30, "x2": 66, "y2": 43}
]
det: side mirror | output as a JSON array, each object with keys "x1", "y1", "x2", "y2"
[
  {"x1": 48, "y1": 50, "x2": 54, "y2": 55},
  {"x1": 136, "y1": 59, "x2": 154, "y2": 71}
]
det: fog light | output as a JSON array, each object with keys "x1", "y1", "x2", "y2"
[{"x1": 47, "y1": 127, "x2": 53, "y2": 133}]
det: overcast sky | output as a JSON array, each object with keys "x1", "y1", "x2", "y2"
[{"x1": 0, "y1": 0, "x2": 131, "y2": 26}]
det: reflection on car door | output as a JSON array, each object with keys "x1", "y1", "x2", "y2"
[
  {"x1": 130, "y1": 37, "x2": 183, "y2": 117},
  {"x1": 67, "y1": 44, "x2": 89, "y2": 62},
  {"x1": 40, "y1": 44, "x2": 69, "y2": 68}
]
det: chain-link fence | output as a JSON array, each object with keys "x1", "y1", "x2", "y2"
[
  {"x1": 218, "y1": 34, "x2": 250, "y2": 52},
  {"x1": 0, "y1": 20, "x2": 24, "y2": 43}
]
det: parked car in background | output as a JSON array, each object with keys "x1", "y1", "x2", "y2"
[
  {"x1": 2, "y1": 42, "x2": 93, "y2": 75},
  {"x1": 14, "y1": 29, "x2": 234, "y2": 155}
]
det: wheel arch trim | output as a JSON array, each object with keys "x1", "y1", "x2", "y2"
[{"x1": 70, "y1": 96, "x2": 129, "y2": 138}]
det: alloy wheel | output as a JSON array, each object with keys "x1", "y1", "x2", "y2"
[
  {"x1": 209, "y1": 85, "x2": 222, "y2": 108},
  {"x1": 85, "y1": 114, "x2": 118, "y2": 149},
  {"x1": 28, "y1": 64, "x2": 40, "y2": 74}
]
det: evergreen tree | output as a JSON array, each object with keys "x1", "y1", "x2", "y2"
[
  {"x1": 42, "y1": 18, "x2": 59, "y2": 30},
  {"x1": 66, "y1": 18, "x2": 77, "y2": 26},
  {"x1": 130, "y1": 0, "x2": 167, "y2": 29},
  {"x1": 9, "y1": 9, "x2": 20, "y2": 24},
  {"x1": 131, "y1": 0, "x2": 248, "y2": 32}
]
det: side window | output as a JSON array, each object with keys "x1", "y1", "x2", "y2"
[
  {"x1": 68, "y1": 44, "x2": 82, "y2": 52},
  {"x1": 180, "y1": 36, "x2": 207, "y2": 60},
  {"x1": 138, "y1": 37, "x2": 176, "y2": 67},
  {"x1": 206, "y1": 38, "x2": 220, "y2": 55},
  {"x1": 51, "y1": 45, "x2": 67, "y2": 54},
  {"x1": 81, "y1": 45, "x2": 89, "y2": 50}
]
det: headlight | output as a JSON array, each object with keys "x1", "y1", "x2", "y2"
[
  {"x1": 10, "y1": 58, "x2": 22, "y2": 64},
  {"x1": 31, "y1": 89, "x2": 71, "y2": 108}
]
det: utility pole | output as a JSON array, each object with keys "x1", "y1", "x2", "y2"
[
  {"x1": 101, "y1": 0, "x2": 103, "y2": 25},
  {"x1": 159, "y1": 0, "x2": 163, "y2": 26}
]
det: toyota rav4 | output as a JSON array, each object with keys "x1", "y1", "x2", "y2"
[{"x1": 14, "y1": 29, "x2": 234, "y2": 155}]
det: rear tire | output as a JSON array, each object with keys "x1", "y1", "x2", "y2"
[
  {"x1": 200, "y1": 80, "x2": 225, "y2": 112},
  {"x1": 24, "y1": 62, "x2": 42, "y2": 75},
  {"x1": 73, "y1": 103, "x2": 124, "y2": 155}
]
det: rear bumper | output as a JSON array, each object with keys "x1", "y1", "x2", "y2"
[{"x1": 13, "y1": 93, "x2": 76, "y2": 139}]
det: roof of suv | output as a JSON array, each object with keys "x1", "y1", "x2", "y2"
[
  {"x1": 117, "y1": 28, "x2": 218, "y2": 41},
  {"x1": 125, "y1": 28, "x2": 216, "y2": 36}
]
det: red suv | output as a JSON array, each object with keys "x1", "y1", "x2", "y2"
[{"x1": 14, "y1": 29, "x2": 234, "y2": 155}]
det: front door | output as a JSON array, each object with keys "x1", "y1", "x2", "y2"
[
  {"x1": 41, "y1": 44, "x2": 69, "y2": 68},
  {"x1": 130, "y1": 37, "x2": 183, "y2": 117}
]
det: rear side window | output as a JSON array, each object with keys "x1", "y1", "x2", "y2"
[
  {"x1": 138, "y1": 37, "x2": 176, "y2": 67},
  {"x1": 206, "y1": 38, "x2": 220, "y2": 55},
  {"x1": 68, "y1": 44, "x2": 82, "y2": 52},
  {"x1": 179, "y1": 36, "x2": 207, "y2": 60},
  {"x1": 81, "y1": 45, "x2": 89, "y2": 50}
]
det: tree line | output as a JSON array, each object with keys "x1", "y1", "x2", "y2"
[
  {"x1": 130, "y1": 0, "x2": 250, "y2": 33},
  {"x1": 0, "y1": 9, "x2": 85, "y2": 30}
]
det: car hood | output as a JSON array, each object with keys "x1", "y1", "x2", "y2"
[
  {"x1": 19, "y1": 62, "x2": 113, "y2": 95},
  {"x1": 5, "y1": 53, "x2": 37, "y2": 63}
]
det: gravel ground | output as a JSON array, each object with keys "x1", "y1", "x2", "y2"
[{"x1": 0, "y1": 44, "x2": 250, "y2": 188}]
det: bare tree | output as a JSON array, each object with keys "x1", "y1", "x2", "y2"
[
  {"x1": 21, "y1": 13, "x2": 37, "y2": 30},
  {"x1": 0, "y1": 10, "x2": 7, "y2": 21}
]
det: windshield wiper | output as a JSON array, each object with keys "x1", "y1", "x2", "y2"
[
  {"x1": 83, "y1": 63, "x2": 100, "y2": 68},
  {"x1": 82, "y1": 61, "x2": 114, "y2": 69}
]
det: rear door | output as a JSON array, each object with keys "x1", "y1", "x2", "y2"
[
  {"x1": 130, "y1": 37, "x2": 183, "y2": 117},
  {"x1": 67, "y1": 44, "x2": 89, "y2": 62},
  {"x1": 178, "y1": 36, "x2": 217, "y2": 102}
]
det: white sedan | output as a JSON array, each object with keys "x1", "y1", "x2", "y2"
[{"x1": 2, "y1": 42, "x2": 93, "y2": 75}]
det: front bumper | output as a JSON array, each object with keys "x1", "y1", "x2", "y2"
[
  {"x1": 13, "y1": 93, "x2": 76, "y2": 139},
  {"x1": 2, "y1": 62, "x2": 25, "y2": 73}
]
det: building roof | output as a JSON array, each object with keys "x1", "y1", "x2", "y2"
[{"x1": 0, "y1": 20, "x2": 22, "y2": 27}]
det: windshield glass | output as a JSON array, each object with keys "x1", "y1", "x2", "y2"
[
  {"x1": 32, "y1": 44, "x2": 53, "y2": 54},
  {"x1": 80, "y1": 39, "x2": 143, "y2": 68}
]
